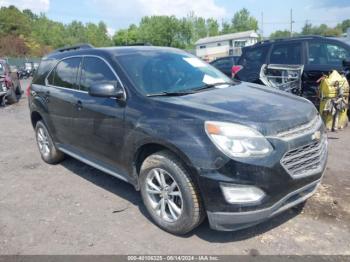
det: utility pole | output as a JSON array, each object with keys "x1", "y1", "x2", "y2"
[
  {"x1": 261, "y1": 12, "x2": 264, "y2": 39},
  {"x1": 290, "y1": 9, "x2": 294, "y2": 37}
]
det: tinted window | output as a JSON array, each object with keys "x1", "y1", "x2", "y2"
[
  {"x1": 50, "y1": 57, "x2": 81, "y2": 89},
  {"x1": 33, "y1": 59, "x2": 56, "y2": 85},
  {"x1": 240, "y1": 46, "x2": 269, "y2": 68},
  {"x1": 80, "y1": 57, "x2": 117, "y2": 92},
  {"x1": 212, "y1": 58, "x2": 232, "y2": 68},
  {"x1": 270, "y1": 43, "x2": 302, "y2": 64},
  {"x1": 308, "y1": 41, "x2": 350, "y2": 66}
]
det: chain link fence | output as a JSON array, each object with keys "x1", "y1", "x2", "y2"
[{"x1": 4, "y1": 57, "x2": 41, "y2": 68}]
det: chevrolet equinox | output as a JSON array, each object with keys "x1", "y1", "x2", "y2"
[{"x1": 28, "y1": 44, "x2": 328, "y2": 234}]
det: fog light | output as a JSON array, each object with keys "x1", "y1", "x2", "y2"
[{"x1": 220, "y1": 183, "x2": 265, "y2": 204}]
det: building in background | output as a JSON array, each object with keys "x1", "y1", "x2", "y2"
[{"x1": 195, "y1": 30, "x2": 259, "y2": 61}]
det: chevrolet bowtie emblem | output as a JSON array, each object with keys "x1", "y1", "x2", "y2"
[{"x1": 312, "y1": 131, "x2": 321, "y2": 141}]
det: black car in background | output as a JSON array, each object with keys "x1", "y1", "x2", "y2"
[
  {"x1": 210, "y1": 55, "x2": 240, "y2": 76},
  {"x1": 29, "y1": 45, "x2": 327, "y2": 234},
  {"x1": 234, "y1": 36, "x2": 350, "y2": 108}
]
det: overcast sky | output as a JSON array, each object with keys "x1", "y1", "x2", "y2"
[{"x1": 1, "y1": 0, "x2": 349, "y2": 36}]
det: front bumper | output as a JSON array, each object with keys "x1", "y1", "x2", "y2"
[{"x1": 207, "y1": 179, "x2": 320, "y2": 231}]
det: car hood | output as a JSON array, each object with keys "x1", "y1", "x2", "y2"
[{"x1": 154, "y1": 82, "x2": 318, "y2": 136}]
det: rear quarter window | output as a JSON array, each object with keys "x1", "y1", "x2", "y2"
[{"x1": 32, "y1": 59, "x2": 57, "y2": 85}]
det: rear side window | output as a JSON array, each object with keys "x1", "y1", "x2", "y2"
[
  {"x1": 48, "y1": 57, "x2": 81, "y2": 89},
  {"x1": 308, "y1": 41, "x2": 350, "y2": 66},
  {"x1": 79, "y1": 57, "x2": 117, "y2": 92},
  {"x1": 270, "y1": 42, "x2": 302, "y2": 64},
  {"x1": 239, "y1": 46, "x2": 269, "y2": 68}
]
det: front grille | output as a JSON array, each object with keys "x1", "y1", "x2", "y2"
[
  {"x1": 281, "y1": 136, "x2": 328, "y2": 179},
  {"x1": 277, "y1": 115, "x2": 322, "y2": 140}
]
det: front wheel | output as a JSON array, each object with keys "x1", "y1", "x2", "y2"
[{"x1": 140, "y1": 151, "x2": 204, "y2": 235}]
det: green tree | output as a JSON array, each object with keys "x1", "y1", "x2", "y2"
[
  {"x1": 301, "y1": 22, "x2": 342, "y2": 37},
  {"x1": 22, "y1": 9, "x2": 38, "y2": 20},
  {"x1": 30, "y1": 14, "x2": 66, "y2": 48},
  {"x1": 66, "y1": 21, "x2": 87, "y2": 45},
  {"x1": 337, "y1": 19, "x2": 350, "y2": 33},
  {"x1": 270, "y1": 30, "x2": 291, "y2": 39},
  {"x1": 231, "y1": 8, "x2": 258, "y2": 32},
  {"x1": 0, "y1": 6, "x2": 31, "y2": 36},
  {"x1": 221, "y1": 21, "x2": 231, "y2": 34},
  {"x1": 301, "y1": 22, "x2": 313, "y2": 35},
  {"x1": 193, "y1": 17, "x2": 208, "y2": 39},
  {"x1": 206, "y1": 18, "x2": 219, "y2": 36},
  {"x1": 85, "y1": 22, "x2": 112, "y2": 47},
  {"x1": 113, "y1": 24, "x2": 139, "y2": 46},
  {"x1": 138, "y1": 16, "x2": 187, "y2": 48}
]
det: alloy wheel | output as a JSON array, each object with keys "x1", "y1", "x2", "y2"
[
  {"x1": 37, "y1": 127, "x2": 51, "y2": 157},
  {"x1": 145, "y1": 168, "x2": 183, "y2": 222}
]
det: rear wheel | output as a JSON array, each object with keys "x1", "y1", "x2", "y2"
[
  {"x1": 140, "y1": 151, "x2": 204, "y2": 235},
  {"x1": 15, "y1": 84, "x2": 22, "y2": 99},
  {"x1": 35, "y1": 121, "x2": 65, "y2": 164},
  {"x1": 6, "y1": 87, "x2": 17, "y2": 104}
]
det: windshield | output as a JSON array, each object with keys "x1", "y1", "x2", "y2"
[{"x1": 117, "y1": 51, "x2": 233, "y2": 95}]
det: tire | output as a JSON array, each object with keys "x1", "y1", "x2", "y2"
[
  {"x1": 6, "y1": 87, "x2": 18, "y2": 104},
  {"x1": 15, "y1": 83, "x2": 22, "y2": 99},
  {"x1": 35, "y1": 121, "x2": 65, "y2": 164},
  {"x1": 140, "y1": 150, "x2": 204, "y2": 235}
]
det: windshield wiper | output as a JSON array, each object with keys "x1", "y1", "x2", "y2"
[
  {"x1": 146, "y1": 90, "x2": 195, "y2": 97},
  {"x1": 191, "y1": 82, "x2": 233, "y2": 93}
]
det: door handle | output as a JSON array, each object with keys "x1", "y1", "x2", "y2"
[
  {"x1": 76, "y1": 100, "x2": 83, "y2": 111},
  {"x1": 44, "y1": 90, "x2": 50, "y2": 103}
]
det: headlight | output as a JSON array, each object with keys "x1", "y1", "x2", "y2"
[{"x1": 205, "y1": 121, "x2": 273, "y2": 158}]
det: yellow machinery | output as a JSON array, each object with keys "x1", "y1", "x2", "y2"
[{"x1": 319, "y1": 70, "x2": 349, "y2": 131}]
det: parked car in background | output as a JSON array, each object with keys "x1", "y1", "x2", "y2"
[
  {"x1": 29, "y1": 44, "x2": 327, "y2": 234},
  {"x1": 0, "y1": 59, "x2": 22, "y2": 105},
  {"x1": 234, "y1": 36, "x2": 350, "y2": 108},
  {"x1": 210, "y1": 55, "x2": 240, "y2": 77}
]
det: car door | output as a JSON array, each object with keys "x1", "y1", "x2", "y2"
[
  {"x1": 45, "y1": 57, "x2": 82, "y2": 145},
  {"x1": 69, "y1": 56, "x2": 126, "y2": 174},
  {"x1": 303, "y1": 39, "x2": 350, "y2": 107}
]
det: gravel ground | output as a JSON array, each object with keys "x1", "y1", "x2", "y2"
[{"x1": 0, "y1": 80, "x2": 349, "y2": 255}]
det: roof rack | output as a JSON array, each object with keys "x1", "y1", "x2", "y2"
[
  {"x1": 126, "y1": 42, "x2": 152, "y2": 46},
  {"x1": 53, "y1": 44, "x2": 94, "y2": 53},
  {"x1": 256, "y1": 35, "x2": 325, "y2": 45}
]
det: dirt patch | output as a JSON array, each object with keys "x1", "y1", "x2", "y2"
[{"x1": 303, "y1": 176, "x2": 350, "y2": 226}]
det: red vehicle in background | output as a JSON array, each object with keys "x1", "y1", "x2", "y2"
[{"x1": 0, "y1": 59, "x2": 22, "y2": 106}]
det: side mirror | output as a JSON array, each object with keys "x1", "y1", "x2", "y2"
[
  {"x1": 89, "y1": 82, "x2": 125, "y2": 100},
  {"x1": 342, "y1": 59, "x2": 350, "y2": 68}
]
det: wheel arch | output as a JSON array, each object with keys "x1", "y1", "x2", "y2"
[
  {"x1": 132, "y1": 142, "x2": 199, "y2": 190},
  {"x1": 30, "y1": 111, "x2": 43, "y2": 129}
]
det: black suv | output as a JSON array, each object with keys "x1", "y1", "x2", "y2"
[
  {"x1": 234, "y1": 36, "x2": 350, "y2": 107},
  {"x1": 29, "y1": 45, "x2": 327, "y2": 234},
  {"x1": 210, "y1": 55, "x2": 240, "y2": 77}
]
